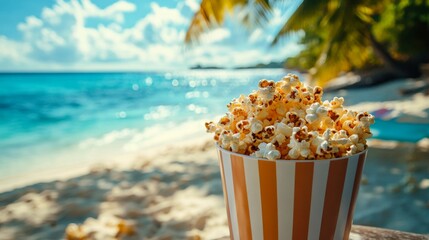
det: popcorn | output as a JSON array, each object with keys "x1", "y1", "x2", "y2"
[
  {"x1": 253, "y1": 142, "x2": 281, "y2": 160},
  {"x1": 272, "y1": 122, "x2": 293, "y2": 145},
  {"x1": 313, "y1": 86, "x2": 323, "y2": 102},
  {"x1": 255, "y1": 106, "x2": 269, "y2": 120},
  {"x1": 300, "y1": 86, "x2": 314, "y2": 105},
  {"x1": 205, "y1": 121, "x2": 216, "y2": 133},
  {"x1": 311, "y1": 129, "x2": 330, "y2": 156},
  {"x1": 206, "y1": 74, "x2": 374, "y2": 160},
  {"x1": 290, "y1": 107, "x2": 307, "y2": 119},
  {"x1": 263, "y1": 125, "x2": 275, "y2": 139},
  {"x1": 332, "y1": 130, "x2": 350, "y2": 145},
  {"x1": 220, "y1": 130, "x2": 234, "y2": 149},
  {"x1": 305, "y1": 103, "x2": 328, "y2": 124},
  {"x1": 230, "y1": 133, "x2": 247, "y2": 153},
  {"x1": 275, "y1": 104, "x2": 287, "y2": 116},
  {"x1": 232, "y1": 107, "x2": 247, "y2": 119},
  {"x1": 288, "y1": 127, "x2": 312, "y2": 159},
  {"x1": 250, "y1": 118, "x2": 263, "y2": 134},
  {"x1": 348, "y1": 134, "x2": 366, "y2": 155},
  {"x1": 284, "y1": 112, "x2": 305, "y2": 127},
  {"x1": 342, "y1": 120, "x2": 357, "y2": 135},
  {"x1": 286, "y1": 87, "x2": 300, "y2": 103},
  {"x1": 330, "y1": 97, "x2": 344, "y2": 108},
  {"x1": 236, "y1": 120, "x2": 250, "y2": 134},
  {"x1": 328, "y1": 110, "x2": 340, "y2": 122},
  {"x1": 357, "y1": 112, "x2": 375, "y2": 128},
  {"x1": 339, "y1": 110, "x2": 356, "y2": 123},
  {"x1": 280, "y1": 74, "x2": 301, "y2": 91},
  {"x1": 256, "y1": 79, "x2": 276, "y2": 103},
  {"x1": 219, "y1": 115, "x2": 231, "y2": 126}
]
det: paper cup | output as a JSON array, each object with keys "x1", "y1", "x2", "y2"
[{"x1": 217, "y1": 146, "x2": 367, "y2": 240}]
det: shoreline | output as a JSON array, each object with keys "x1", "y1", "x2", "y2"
[{"x1": 0, "y1": 119, "x2": 212, "y2": 193}]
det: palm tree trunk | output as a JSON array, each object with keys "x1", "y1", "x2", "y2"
[
  {"x1": 367, "y1": 31, "x2": 421, "y2": 78},
  {"x1": 367, "y1": 31, "x2": 402, "y2": 73}
]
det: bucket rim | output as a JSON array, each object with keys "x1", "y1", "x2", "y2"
[{"x1": 216, "y1": 144, "x2": 367, "y2": 163}]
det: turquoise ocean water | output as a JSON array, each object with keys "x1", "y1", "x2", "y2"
[
  {"x1": 0, "y1": 70, "x2": 292, "y2": 178},
  {"x1": 0, "y1": 69, "x2": 428, "y2": 233}
]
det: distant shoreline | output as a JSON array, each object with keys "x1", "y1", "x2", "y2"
[
  {"x1": 190, "y1": 61, "x2": 285, "y2": 70},
  {"x1": 0, "y1": 61, "x2": 289, "y2": 74},
  {"x1": 0, "y1": 68, "x2": 289, "y2": 75}
]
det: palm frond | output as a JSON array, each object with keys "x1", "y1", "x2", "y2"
[
  {"x1": 241, "y1": 0, "x2": 272, "y2": 26},
  {"x1": 185, "y1": 0, "x2": 237, "y2": 44},
  {"x1": 313, "y1": 18, "x2": 370, "y2": 84},
  {"x1": 272, "y1": 0, "x2": 329, "y2": 45},
  {"x1": 185, "y1": 0, "x2": 275, "y2": 44},
  {"x1": 301, "y1": 0, "x2": 374, "y2": 84}
]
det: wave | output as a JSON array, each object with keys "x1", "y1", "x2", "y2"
[{"x1": 77, "y1": 118, "x2": 213, "y2": 155}]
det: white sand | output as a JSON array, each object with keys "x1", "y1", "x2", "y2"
[
  {"x1": 348, "y1": 93, "x2": 429, "y2": 120},
  {"x1": 0, "y1": 140, "x2": 232, "y2": 240},
  {"x1": 0, "y1": 138, "x2": 428, "y2": 239}
]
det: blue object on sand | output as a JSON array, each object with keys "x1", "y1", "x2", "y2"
[{"x1": 371, "y1": 118, "x2": 429, "y2": 142}]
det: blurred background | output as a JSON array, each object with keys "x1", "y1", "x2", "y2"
[{"x1": 0, "y1": 0, "x2": 428, "y2": 239}]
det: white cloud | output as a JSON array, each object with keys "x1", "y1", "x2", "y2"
[
  {"x1": 40, "y1": 0, "x2": 135, "y2": 24},
  {"x1": 249, "y1": 28, "x2": 263, "y2": 43},
  {"x1": 185, "y1": 0, "x2": 200, "y2": 12},
  {"x1": 0, "y1": 36, "x2": 30, "y2": 64},
  {"x1": 199, "y1": 28, "x2": 231, "y2": 44},
  {"x1": 127, "y1": 2, "x2": 187, "y2": 44},
  {"x1": 22, "y1": 16, "x2": 43, "y2": 29},
  {"x1": 14, "y1": 0, "x2": 139, "y2": 63},
  {"x1": 0, "y1": 0, "x2": 301, "y2": 71}
]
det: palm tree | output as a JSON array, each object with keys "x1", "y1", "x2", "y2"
[{"x1": 185, "y1": 0, "x2": 428, "y2": 85}]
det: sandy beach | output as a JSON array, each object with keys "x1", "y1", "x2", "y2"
[
  {"x1": 0, "y1": 134, "x2": 428, "y2": 239},
  {"x1": 0, "y1": 138, "x2": 231, "y2": 240}
]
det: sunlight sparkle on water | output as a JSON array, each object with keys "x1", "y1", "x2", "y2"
[
  {"x1": 187, "y1": 104, "x2": 207, "y2": 114},
  {"x1": 164, "y1": 73, "x2": 172, "y2": 80},
  {"x1": 189, "y1": 80, "x2": 197, "y2": 88},
  {"x1": 132, "y1": 84, "x2": 139, "y2": 91},
  {"x1": 185, "y1": 91, "x2": 209, "y2": 99},
  {"x1": 116, "y1": 111, "x2": 127, "y2": 119},
  {"x1": 145, "y1": 77, "x2": 153, "y2": 86},
  {"x1": 144, "y1": 105, "x2": 178, "y2": 120},
  {"x1": 171, "y1": 79, "x2": 179, "y2": 87}
]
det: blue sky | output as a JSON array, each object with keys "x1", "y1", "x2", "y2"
[{"x1": 0, "y1": 0, "x2": 302, "y2": 71}]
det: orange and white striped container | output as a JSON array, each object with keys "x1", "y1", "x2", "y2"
[{"x1": 217, "y1": 146, "x2": 367, "y2": 240}]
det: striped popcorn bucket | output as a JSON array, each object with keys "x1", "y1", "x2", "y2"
[{"x1": 217, "y1": 146, "x2": 367, "y2": 240}]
